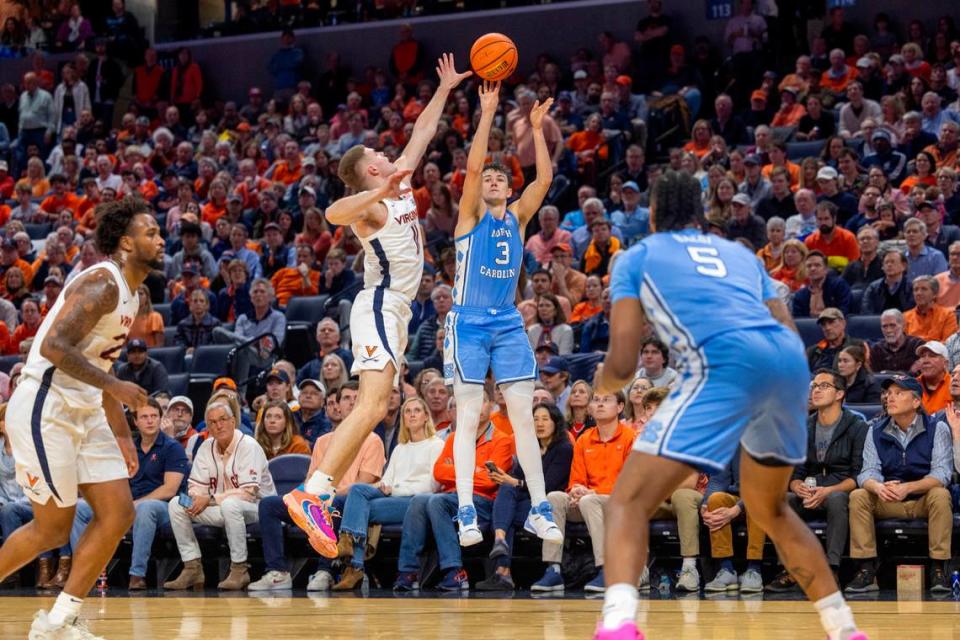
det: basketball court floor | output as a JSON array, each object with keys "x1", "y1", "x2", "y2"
[{"x1": 0, "y1": 591, "x2": 956, "y2": 639}]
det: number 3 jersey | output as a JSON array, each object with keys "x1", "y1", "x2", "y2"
[
  {"x1": 609, "y1": 228, "x2": 782, "y2": 353},
  {"x1": 453, "y1": 210, "x2": 523, "y2": 310},
  {"x1": 21, "y1": 260, "x2": 139, "y2": 410}
]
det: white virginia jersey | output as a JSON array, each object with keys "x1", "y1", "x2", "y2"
[
  {"x1": 21, "y1": 260, "x2": 139, "y2": 410},
  {"x1": 356, "y1": 190, "x2": 423, "y2": 303}
]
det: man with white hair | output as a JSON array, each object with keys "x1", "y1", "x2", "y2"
[
  {"x1": 525, "y1": 206, "x2": 572, "y2": 264},
  {"x1": 917, "y1": 341, "x2": 953, "y2": 414},
  {"x1": 94, "y1": 155, "x2": 121, "y2": 191},
  {"x1": 905, "y1": 219, "x2": 948, "y2": 281},
  {"x1": 870, "y1": 309, "x2": 924, "y2": 373},
  {"x1": 785, "y1": 188, "x2": 818, "y2": 239},
  {"x1": 921, "y1": 92, "x2": 960, "y2": 137},
  {"x1": 571, "y1": 198, "x2": 624, "y2": 260},
  {"x1": 904, "y1": 276, "x2": 958, "y2": 342}
]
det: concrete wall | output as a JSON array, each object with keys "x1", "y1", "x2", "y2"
[{"x1": 0, "y1": 0, "x2": 955, "y2": 102}]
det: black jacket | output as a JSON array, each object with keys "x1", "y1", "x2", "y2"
[
  {"x1": 844, "y1": 368, "x2": 881, "y2": 403},
  {"x1": 860, "y1": 277, "x2": 915, "y2": 315},
  {"x1": 116, "y1": 357, "x2": 169, "y2": 397},
  {"x1": 792, "y1": 409, "x2": 867, "y2": 487}
]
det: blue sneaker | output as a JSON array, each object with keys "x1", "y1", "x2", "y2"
[
  {"x1": 392, "y1": 572, "x2": 419, "y2": 591},
  {"x1": 531, "y1": 565, "x2": 565, "y2": 592},
  {"x1": 584, "y1": 568, "x2": 606, "y2": 593},
  {"x1": 437, "y1": 568, "x2": 469, "y2": 591},
  {"x1": 524, "y1": 501, "x2": 563, "y2": 543},
  {"x1": 456, "y1": 505, "x2": 483, "y2": 546}
]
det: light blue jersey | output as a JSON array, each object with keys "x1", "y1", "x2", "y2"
[
  {"x1": 452, "y1": 211, "x2": 523, "y2": 310},
  {"x1": 444, "y1": 210, "x2": 536, "y2": 385},
  {"x1": 609, "y1": 228, "x2": 808, "y2": 472}
]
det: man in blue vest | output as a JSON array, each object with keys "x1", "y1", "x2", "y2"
[{"x1": 845, "y1": 375, "x2": 953, "y2": 594}]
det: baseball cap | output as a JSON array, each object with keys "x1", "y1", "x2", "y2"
[
  {"x1": 127, "y1": 338, "x2": 147, "y2": 351},
  {"x1": 816, "y1": 307, "x2": 844, "y2": 324},
  {"x1": 1, "y1": 238, "x2": 16, "y2": 251},
  {"x1": 298, "y1": 379, "x2": 325, "y2": 393},
  {"x1": 135, "y1": 115, "x2": 150, "y2": 126},
  {"x1": 750, "y1": 89, "x2": 767, "y2": 103},
  {"x1": 181, "y1": 259, "x2": 200, "y2": 275},
  {"x1": 535, "y1": 342, "x2": 560, "y2": 356},
  {"x1": 557, "y1": 91, "x2": 573, "y2": 102},
  {"x1": 169, "y1": 395, "x2": 193, "y2": 412},
  {"x1": 551, "y1": 242, "x2": 573, "y2": 255},
  {"x1": 889, "y1": 54, "x2": 905, "y2": 64},
  {"x1": 816, "y1": 166, "x2": 839, "y2": 181},
  {"x1": 916, "y1": 340, "x2": 949, "y2": 360},
  {"x1": 299, "y1": 185, "x2": 316, "y2": 198},
  {"x1": 265, "y1": 368, "x2": 290, "y2": 384},
  {"x1": 161, "y1": 167, "x2": 178, "y2": 179},
  {"x1": 615, "y1": 75, "x2": 632, "y2": 87},
  {"x1": 236, "y1": 122, "x2": 251, "y2": 132},
  {"x1": 856, "y1": 56, "x2": 873, "y2": 69},
  {"x1": 732, "y1": 193, "x2": 752, "y2": 207},
  {"x1": 43, "y1": 275, "x2": 63, "y2": 286},
  {"x1": 743, "y1": 153, "x2": 762, "y2": 166},
  {"x1": 871, "y1": 128, "x2": 892, "y2": 142},
  {"x1": 0, "y1": 160, "x2": 8, "y2": 172},
  {"x1": 573, "y1": 70, "x2": 588, "y2": 80},
  {"x1": 213, "y1": 377, "x2": 237, "y2": 391},
  {"x1": 622, "y1": 181, "x2": 640, "y2": 193},
  {"x1": 227, "y1": 192, "x2": 243, "y2": 203},
  {"x1": 302, "y1": 156, "x2": 317, "y2": 167},
  {"x1": 540, "y1": 356, "x2": 569, "y2": 375},
  {"x1": 263, "y1": 222, "x2": 282, "y2": 232},
  {"x1": 249, "y1": 87, "x2": 262, "y2": 96},
  {"x1": 879, "y1": 374, "x2": 923, "y2": 398},
  {"x1": 918, "y1": 200, "x2": 938, "y2": 211}
]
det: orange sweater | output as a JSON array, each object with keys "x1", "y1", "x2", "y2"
[
  {"x1": 568, "y1": 422, "x2": 636, "y2": 495},
  {"x1": 433, "y1": 424, "x2": 514, "y2": 501},
  {"x1": 271, "y1": 267, "x2": 320, "y2": 307},
  {"x1": 904, "y1": 304, "x2": 958, "y2": 343}
]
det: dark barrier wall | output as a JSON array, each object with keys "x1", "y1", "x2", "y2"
[{"x1": 0, "y1": 0, "x2": 955, "y2": 103}]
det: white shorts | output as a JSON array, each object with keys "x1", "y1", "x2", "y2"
[
  {"x1": 7, "y1": 370, "x2": 127, "y2": 508},
  {"x1": 349, "y1": 287, "x2": 411, "y2": 384}
]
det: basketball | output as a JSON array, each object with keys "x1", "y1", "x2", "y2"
[{"x1": 470, "y1": 32, "x2": 518, "y2": 81}]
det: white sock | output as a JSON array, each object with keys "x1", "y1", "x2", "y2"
[
  {"x1": 304, "y1": 471, "x2": 335, "y2": 497},
  {"x1": 452, "y1": 379, "x2": 484, "y2": 509},
  {"x1": 502, "y1": 380, "x2": 547, "y2": 505},
  {"x1": 682, "y1": 557, "x2": 697, "y2": 570},
  {"x1": 48, "y1": 592, "x2": 83, "y2": 627},
  {"x1": 815, "y1": 591, "x2": 857, "y2": 640},
  {"x1": 601, "y1": 582, "x2": 638, "y2": 630}
]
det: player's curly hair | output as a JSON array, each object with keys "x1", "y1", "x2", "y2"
[
  {"x1": 650, "y1": 170, "x2": 704, "y2": 232},
  {"x1": 94, "y1": 196, "x2": 151, "y2": 256}
]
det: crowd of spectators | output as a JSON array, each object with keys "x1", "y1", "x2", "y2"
[{"x1": 2, "y1": 1, "x2": 960, "y2": 595}]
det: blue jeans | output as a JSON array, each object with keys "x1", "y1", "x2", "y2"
[
  {"x1": 490, "y1": 483, "x2": 530, "y2": 569},
  {"x1": 397, "y1": 493, "x2": 492, "y2": 573},
  {"x1": 0, "y1": 501, "x2": 69, "y2": 559},
  {"x1": 260, "y1": 493, "x2": 347, "y2": 573},
  {"x1": 339, "y1": 484, "x2": 413, "y2": 569},
  {"x1": 72, "y1": 498, "x2": 169, "y2": 576}
]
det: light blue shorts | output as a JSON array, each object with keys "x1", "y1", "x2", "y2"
[{"x1": 443, "y1": 305, "x2": 537, "y2": 386}]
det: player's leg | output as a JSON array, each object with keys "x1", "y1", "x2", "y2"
[
  {"x1": 739, "y1": 452, "x2": 865, "y2": 640},
  {"x1": 598, "y1": 452, "x2": 694, "y2": 637},
  {"x1": 0, "y1": 499, "x2": 75, "y2": 582},
  {"x1": 452, "y1": 375, "x2": 485, "y2": 546}
]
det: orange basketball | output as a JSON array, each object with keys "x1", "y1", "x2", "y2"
[{"x1": 470, "y1": 33, "x2": 518, "y2": 82}]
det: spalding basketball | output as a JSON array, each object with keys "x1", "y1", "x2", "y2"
[{"x1": 470, "y1": 33, "x2": 518, "y2": 82}]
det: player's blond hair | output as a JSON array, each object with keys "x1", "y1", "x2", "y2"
[{"x1": 338, "y1": 145, "x2": 368, "y2": 192}]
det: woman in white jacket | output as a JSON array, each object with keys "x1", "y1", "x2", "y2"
[
  {"x1": 52, "y1": 64, "x2": 91, "y2": 136},
  {"x1": 333, "y1": 397, "x2": 443, "y2": 589}
]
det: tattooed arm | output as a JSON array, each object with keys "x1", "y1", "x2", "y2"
[{"x1": 39, "y1": 269, "x2": 148, "y2": 409}]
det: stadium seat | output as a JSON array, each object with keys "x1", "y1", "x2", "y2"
[
  {"x1": 190, "y1": 344, "x2": 235, "y2": 377},
  {"x1": 849, "y1": 287, "x2": 865, "y2": 314},
  {"x1": 24, "y1": 223, "x2": 52, "y2": 240},
  {"x1": 565, "y1": 352, "x2": 605, "y2": 383},
  {"x1": 847, "y1": 315, "x2": 882, "y2": 343},
  {"x1": 148, "y1": 346, "x2": 187, "y2": 374},
  {"x1": 268, "y1": 454, "x2": 311, "y2": 495},
  {"x1": 786, "y1": 140, "x2": 825, "y2": 161},
  {"x1": 282, "y1": 325, "x2": 317, "y2": 370},
  {"x1": 0, "y1": 355, "x2": 19, "y2": 374},
  {"x1": 285, "y1": 296, "x2": 329, "y2": 325},
  {"x1": 153, "y1": 303, "x2": 173, "y2": 326},
  {"x1": 795, "y1": 318, "x2": 822, "y2": 348},
  {"x1": 846, "y1": 403, "x2": 881, "y2": 420},
  {"x1": 163, "y1": 326, "x2": 179, "y2": 346},
  {"x1": 167, "y1": 372, "x2": 189, "y2": 397}
]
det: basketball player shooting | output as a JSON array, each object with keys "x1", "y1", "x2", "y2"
[
  {"x1": 592, "y1": 171, "x2": 867, "y2": 640},
  {"x1": 285, "y1": 53, "x2": 472, "y2": 558},
  {"x1": 443, "y1": 80, "x2": 562, "y2": 546},
  {"x1": 1, "y1": 197, "x2": 162, "y2": 639}
]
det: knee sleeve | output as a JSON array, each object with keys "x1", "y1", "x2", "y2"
[
  {"x1": 452, "y1": 378, "x2": 485, "y2": 507},
  {"x1": 501, "y1": 380, "x2": 547, "y2": 504}
]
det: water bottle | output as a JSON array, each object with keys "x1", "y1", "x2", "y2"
[
  {"x1": 951, "y1": 571, "x2": 960, "y2": 598},
  {"x1": 97, "y1": 571, "x2": 108, "y2": 594},
  {"x1": 804, "y1": 477, "x2": 817, "y2": 489},
  {"x1": 658, "y1": 573, "x2": 671, "y2": 596}
]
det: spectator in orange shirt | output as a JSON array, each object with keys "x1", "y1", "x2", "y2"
[
  {"x1": 0, "y1": 160, "x2": 14, "y2": 200},
  {"x1": 804, "y1": 202, "x2": 860, "y2": 272},
  {"x1": 270, "y1": 244, "x2": 321, "y2": 307},
  {"x1": 916, "y1": 340, "x2": 952, "y2": 414},
  {"x1": 761, "y1": 142, "x2": 801, "y2": 191},
  {"x1": 201, "y1": 179, "x2": 229, "y2": 226},
  {"x1": 0, "y1": 239, "x2": 34, "y2": 290},
  {"x1": 904, "y1": 276, "x2": 958, "y2": 342},
  {"x1": 234, "y1": 159, "x2": 273, "y2": 210},
  {"x1": 569, "y1": 275, "x2": 604, "y2": 324},
  {"x1": 7, "y1": 297, "x2": 41, "y2": 355},
  {"x1": 268, "y1": 140, "x2": 303, "y2": 186},
  {"x1": 531, "y1": 389, "x2": 635, "y2": 592},
  {"x1": 820, "y1": 48, "x2": 858, "y2": 100},
  {"x1": 393, "y1": 384, "x2": 514, "y2": 591},
  {"x1": 75, "y1": 177, "x2": 100, "y2": 226},
  {"x1": 682, "y1": 119, "x2": 713, "y2": 159},
  {"x1": 39, "y1": 174, "x2": 81, "y2": 223},
  {"x1": 771, "y1": 87, "x2": 806, "y2": 127}
]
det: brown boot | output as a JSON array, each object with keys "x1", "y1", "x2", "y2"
[
  {"x1": 128, "y1": 575, "x2": 147, "y2": 590},
  {"x1": 337, "y1": 533, "x2": 354, "y2": 560},
  {"x1": 35, "y1": 558, "x2": 54, "y2": 588},
  {"x1": 43, "y1": 557, "x2": 71, "y2": 589},
  {"x1": 217, "y1": 562, "x2": 250, "y2": 590},
  {"x1": 163, "y1": 559, "x2": 205, "y2": 591},
  {"x1": 332, "y1": 566, "x2": 365, "y2": 591}
]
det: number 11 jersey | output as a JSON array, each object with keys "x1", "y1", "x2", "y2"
[{"x1": 453, "y1": 210, "x2": 523, "y2": 310}]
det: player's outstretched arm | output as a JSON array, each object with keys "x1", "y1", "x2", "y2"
[
  {"x1": 397, "y1": 53, "x2": 471, "y2": 173},
  {"x1": 765, "y1": 298, "x2": 799, "y2": 334},
  {"x1": 512, "y1": 98, "x2": 555, "y2": 225},
  {"x1": 326, "y1": 169, "x2": 412, "y2": 226},
  {"x1": 39, "y1": 270, "x2": 147, "y2": 408},
  {"x1": 456, "y1": 80, "x2": 499, "y2": 236},
  {"x1": 596, "y1": 297, "x2": 648, "y2": 394}
]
